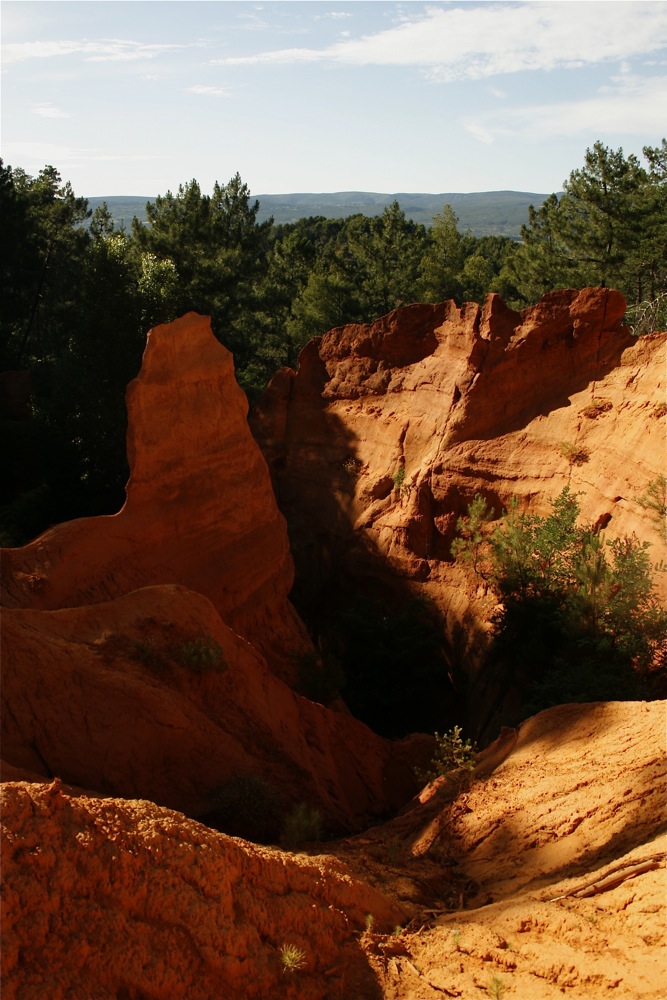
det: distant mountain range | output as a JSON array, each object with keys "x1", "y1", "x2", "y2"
[{"x1": 86, "y1": 189, "x2": 552, "y2": 239}]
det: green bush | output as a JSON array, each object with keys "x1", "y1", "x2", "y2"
[
  {"x1": 280, "y1": 802, "x2": 323, "y2": 850},
  {"x1": 417, "y1": 725, "x2": 477, "y2": 784},
  {"x1": 212, "y1": 774, "x2": 280, "y2": 843},
  {"x1": 129, "y1": 638, "x2": 169, "y2": 674},
  {"x1": 453, "y1": 487, "x2": 667, "y2": 714},
  {"x1": 175, "y1": 634, "x2": 226, "y2": 673}
]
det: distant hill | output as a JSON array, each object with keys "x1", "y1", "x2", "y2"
[{"x1": 86, "y1": 189, "x2": 552, "y2": 239}]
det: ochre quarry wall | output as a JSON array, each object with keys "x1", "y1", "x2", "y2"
[
  {"x1": 1, "y1": 312, "x2": 307, "y2": 678},
  {"x1": 251, "y1": 288, "x2": 666, "y2": 683},
  {"x1": 1, "y1": 313, "x2": 427, "y2": 826}
]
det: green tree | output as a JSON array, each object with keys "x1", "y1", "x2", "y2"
[
  {"x1": 418, "y1": 204, "x2": 464, "y2": 302},
  {"x1": 501, "y1": 141, "x2": 667, "y2": 311},
  {"x1": 557, "y1": 141, "x2": 649, "y2": 289},
  {"x1": 345, "y1": 202, "x2": 427, "y2": 319},
  {"x1": 131, "y1": 173, "x2": 272, "y2": 368},
  {"x1": 0, "y1": 162, "x2": 90, "y2": 369},
  {"x1": 453, "y1": 488, "x2": 667, "y2": 713},
  {"x1": 450, "y1": 492, "x2": 494, "y2": 574}
]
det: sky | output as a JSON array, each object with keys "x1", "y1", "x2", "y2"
[{"x1": 1, "y1": 0, "x2": 666, "y2": 198}]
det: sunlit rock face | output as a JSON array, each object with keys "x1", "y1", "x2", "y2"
[
  {"x1": 252, "y1": 288, "x2": 666, "y2": 692},
  {"x1": 1, "y1": 313, "x2": 311, "y2": 678}
]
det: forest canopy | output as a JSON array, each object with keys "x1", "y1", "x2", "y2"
[{"x1": 1, "y1": 140, "x2": 665, "y2": 544}]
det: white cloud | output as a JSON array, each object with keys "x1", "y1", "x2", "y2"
[
  {"x1": 32, "y1": 103, "x2": 70, "y2": 119},
  {"x1": 3, "y1": 38, "x2": 183, "y2": 65},
  {"x1": 1, "y1": 141, "x2": 158, "y2": 166},
  {"x1": 464, "y1": 73, "x2": 667, "y2": 142},
  {"x1": 215, "y1": 2, "x2": 667, "y2": 80},
  {"x1": 187, "y1": 85, "x2": 230, "y2": 96}
]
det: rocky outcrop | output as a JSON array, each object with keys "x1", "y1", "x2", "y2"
[
  {"x1": 1, "y1": 584, "x2": 422, "y2": 824},
  {"x1": 1, "y1": 313, "x2": 308, "y2": 679},
  {"x1": 251, "y1": 288, "x2": 666, "y2": 678},
  {"x1": 1, "y1": 779, "x2": 405, "y2": 1000}
]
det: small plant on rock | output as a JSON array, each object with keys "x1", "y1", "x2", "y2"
[
  {"x1": 175, "y1": 634, "x2": 226, "y2": 673},
  {"x1": 451, "y1": 492, "x2": 494, "y2": 574},
  {"x1": 417, "y1": 726, "x2": 477, "y2": 785},
  {"x1": 392, "y1": 465, "x2": 406, "y2": 495},
  {"x1": 637, "y1": 474, "x2": 667, "y2": 540},
  {"x1": 280, "y1": 802, "x2": 323, "y2": 850},
  {"x1": 130, "y1": 638, "x2": 168, "y2": 674},
  {"x1": 581, "y1": 397, "x2": 613, "y2": 419},
  {"x1": 279, "y1": 943, "x2": 307, "y2": 974},
  {"x1": 560, "y1": 440, "x2": 590, "y2": 466},
  {"x1": 487, "y1": 976, "x2": 507, "y2": 999}
]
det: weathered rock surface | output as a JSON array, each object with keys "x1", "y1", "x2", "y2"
[
  {"x1": 0, "y1": 779, "x2": 406, "y2": 1000},
  {"x1": 252, "y1": 288, "x2": 666, "y2": 682},
  {"x1": 330, "y1": 699, "x2": 667, "y2": 999},
  {"x1": 3, "y1": 701, "x2": 664, "y2": 999},
  {"x1": 1, "y1": 313, "x2": 309, "y2": 678}
]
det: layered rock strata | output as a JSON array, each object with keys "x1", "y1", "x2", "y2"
[{"x1": 252, "y1": 288, "x2": 666, "y2": 679}]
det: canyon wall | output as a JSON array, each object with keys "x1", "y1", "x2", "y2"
[{"x1": 251, "y1": 288, "x2": 666, "y2": 691}]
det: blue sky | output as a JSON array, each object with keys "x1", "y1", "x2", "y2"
[{"x1": 2, "y1": 1, "x2": 666, "y2": 197}]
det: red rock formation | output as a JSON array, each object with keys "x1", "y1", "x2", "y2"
[
  {"x1": 1, "y1": 313, "x2": 308, "y2": 678},
  {"x1": 335, "y1": 699, "x2": 667, "y2": 999},
  {"x1": 251, "y1": 288, "x2": 666, "y2": 677},
  {"x1": 0, "y1": 313, "x2": 430, "y2": 827},
  {"x1": 1, "y1": 779, "x2": 406, "y2": 1000},
  {"x1": 1, "y1": 584, "x2": 424, "y2": 824}
]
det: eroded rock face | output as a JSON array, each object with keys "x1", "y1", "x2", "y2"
[
  {"x1": 1, "y1": 313, "x2": 309, "y2": 678},
  {"x1": 0, "y1": 780, "x2": 405, "y2": 1000},
  {"x1": 3, "y1": 701, "x2": 664, "y2": 1000},
  {"x1": 1, "y1": 584, "x2": 422, "y2": 824},
  {"x1": 251, "y1": 288, "x2": 666, "y2": 687},
  {"x1": 0, "y1": 313, "x2": 428, "y2": 827}
]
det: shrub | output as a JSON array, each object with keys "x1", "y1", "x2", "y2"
[
  {"x1": 637, "y1": 474, "x2": 667, "y2": 540},
  {"x1": 212, "y1": 774, "x2": 280, "y2": 843},
  {"x1": 560, "y1": 440, "x2": 590, "y2": 465},
  {"x1": 450, "y1": 492, "x2": 495, "y2": 574},
  {"x1": 129, "y1": 638, "x2": 169, "y2": 674},
  {"x1": 580, "y1": 397, "x2": 613, "y2": 419},
  {"x1": 279, "y1": 943, "x2": 307, "y2": 974},
  {"x1": 175, "y1": 634, "x2": 226, "y2": 673},
  {"x1": 453, "y1": 487, "x2": 667, "y2": 715},
  {"x1": 280, "y1": 802, "x2": 323, "y2": 850},
  {"x1": 417, "y1": 725, "x2": 477, "y2": 784},
  {"x1": 392, "y1": 465, "x2": 406, "y2": 494}
]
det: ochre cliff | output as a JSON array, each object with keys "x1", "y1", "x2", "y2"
[
  {"x1": 0, "y1": 779, "x2": 405, "y2": 1000},
  {"x1": 1, "y1": 312, "x2": 308, "y2": 678},
  {"x1": 251, "y1": 288, "x2": 666, "y2": 685},
  {"x1": 0, "y1": 313, "x2": 427, "y2": 827}
]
